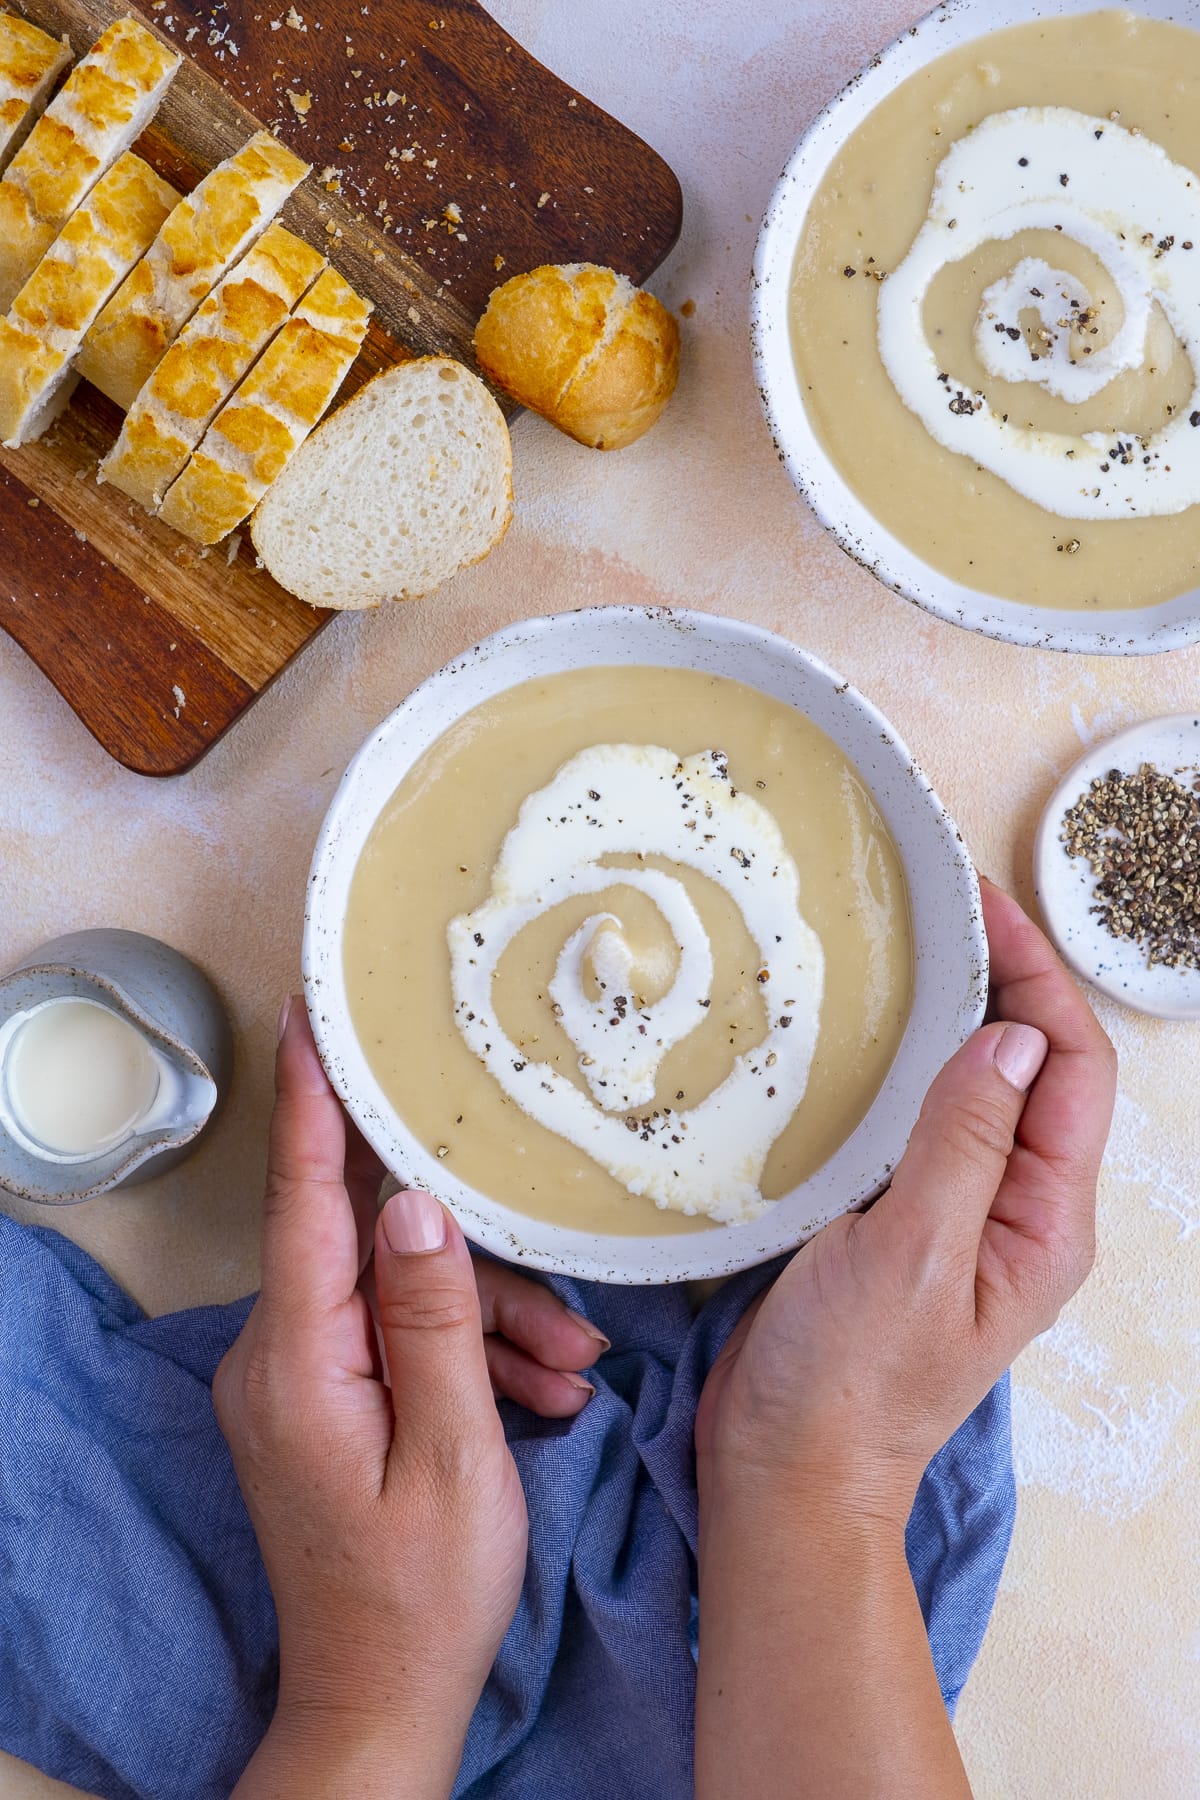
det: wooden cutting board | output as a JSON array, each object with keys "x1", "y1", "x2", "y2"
[{"x1": 0, "y1": 0, "x2": 682, "y2": 775}]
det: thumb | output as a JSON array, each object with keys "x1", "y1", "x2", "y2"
[
  {"x1": 374, "y1": 1189, "x2": 498, "y2": 1463},
  {"x1": 879, "y1": 1021, "x2": 1050, "y2": 1260},
  {"x1": 260, "y1": 996, "x2": 360, "y2": 1327}
]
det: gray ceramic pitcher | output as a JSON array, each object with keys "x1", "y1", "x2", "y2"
[{"x1": 0, "y1": 928, "x2": 232, "y2": 1205}]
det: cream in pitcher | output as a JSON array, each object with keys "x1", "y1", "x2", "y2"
[
  {"x1": 0, "y1": 929, "x2": 232, "y2": 1201},
  {"x1": 0, "y1": 996, "x2": 214, "y2": 1164}
]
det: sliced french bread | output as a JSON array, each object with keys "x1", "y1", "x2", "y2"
[
  {"x1": 0, "y1": 150, "x2": 178, "y2": 447},
  {"x1": 0, "y1": 14, "x2": 70, "y2": 176},
  {"x1": 100, "y1": 222, "x2": 327, "y2": 512},
  {"x1": 0, "y1": 16, "x2": 179, "y2": 308},
  {"x1": 77, "y1": 130, "x2": 311, "y2": 411},
  {"x1": 250, "y1": 356, "x2": 513, "y2": 609},
  {"x1": 157, "y1": 265, "x2": 372, "y2": 545}
]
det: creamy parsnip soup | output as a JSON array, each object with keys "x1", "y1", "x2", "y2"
[
  {"x1": 344, "y1": 667, "x2": 913, "y2": 1235},
  {"x1": 790, "y1": 10, "x2": 1200, "y2": 609}
]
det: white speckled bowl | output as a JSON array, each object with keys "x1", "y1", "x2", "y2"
[
  {"x1": 303, "y1": 607, "x2": 987, "y2": 1283},
  {"x1": 752, "y1": 0, "x2": 1200, "y2": 656}
]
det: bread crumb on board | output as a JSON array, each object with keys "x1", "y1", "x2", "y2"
[{"x1": 34, "y1": 8, "x2": 644, "y2": 345}]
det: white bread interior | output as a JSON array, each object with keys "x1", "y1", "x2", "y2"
[{"x1": 250, "y1": 355, "x2": 513, "y2": 609}]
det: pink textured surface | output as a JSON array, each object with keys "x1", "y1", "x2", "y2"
[{"x1": 3, "y1": 2, "x2": 1200, "y2": 1793}]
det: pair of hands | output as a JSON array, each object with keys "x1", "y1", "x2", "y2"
[{"x1": 215, "y1": 881, "x2": 1115, "y2": 1793}]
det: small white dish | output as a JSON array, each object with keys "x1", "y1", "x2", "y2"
[
  {"x1": 751, "y1": 0, "x2": 1200, "y2": 656},
  {"x1": 1033, "y1": 714, "x2": 1200, "y2": 1019},
  {"x1": 303, "y1": 607, "x2": 987, "y2": 1284}
]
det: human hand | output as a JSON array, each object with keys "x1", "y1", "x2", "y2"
[
  {"x1": 695, "y1": 879, "x2": 1117, "y2": 1524},
  {"x1": 215, "y1": 998, "x2": 607, "y2": 1796}
]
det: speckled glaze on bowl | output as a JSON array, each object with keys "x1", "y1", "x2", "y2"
[
  {"x1": 303, "y1": 607, "x2": 987, "y2": 1284},
  {"x1": 751, "y1": 0, "x2": 1200, "y2": 656},
  {"x1": 0, "y1": 929, "x2": 233, "y2": 1205}
]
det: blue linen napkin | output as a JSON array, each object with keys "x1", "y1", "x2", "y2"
[{"x1": 0, "y1": 1212, "x2": 1014, "y2": 1799}]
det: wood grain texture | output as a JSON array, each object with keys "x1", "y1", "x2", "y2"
[{"x1": 0, "y1": 0, "x2": 682, "y2": 775}]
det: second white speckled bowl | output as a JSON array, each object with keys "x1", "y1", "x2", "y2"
[
  {"x1": 303, "y1": 607, "x2": 987, "y2": 1284},
  {"x1": 752, "y1": 0, "x2": 1200, "y2": 656}
]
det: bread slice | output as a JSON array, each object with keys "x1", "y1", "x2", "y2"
[
  {"x1": 0, "y1": 14, "x2": 71, "y2": 176},
  {"x1": 250, "y1": 356, "x2": 513, "y2": 609},
  {"x1": 158, "y1": 266, "x2": 372, "y2": 545},
  {"x1": 0, "y1": 17, "x2": 179, "y2": 308},
  {"x1": 0, "y1": 150, "x2": 178, "y2": 447},
  {"x1": 99, "y1": 222, "x2": 326, "y2": 512},
  {"x1": 76, "y1": 130, "x2": 311, "y2": 411},
  {"x1": 474, "y1": 261, "x2": 680, "y2": 450}
]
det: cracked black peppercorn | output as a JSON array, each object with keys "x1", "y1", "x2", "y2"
[{"x1": 1061, "y1": 763, "x2": 1200, "y2": 970}]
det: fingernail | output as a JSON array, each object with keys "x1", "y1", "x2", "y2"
[
  {"x1": 276, "y1": 995, "x2": 294, "y2": 1042},
  {"x1": 565, "y1": 1307, "x2": 611, "y2": 1352},
  {"x1": 994, "y1": 1023, "x2": 1049, "y2": 1093},
  {"x1": 561, "y1": 1372, "x2": 595, "y2": 1397},
  {"x1": 382, "y1": 1189, "x2": 447, "y2": 1255}
]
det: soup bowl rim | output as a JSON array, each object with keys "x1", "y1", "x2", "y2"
[{"x1": 302, "y1": 604, "x2": 987, "y2": 1284}]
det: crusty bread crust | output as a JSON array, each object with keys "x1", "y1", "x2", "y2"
[
  {"x1": 475, "y1": 262, "x2": 622, "y2": 417},
  {"x1": 100, "y1": 222, "x2": 326, "y2": 512},
  {"x1": 474, "y1": 261, "x2": 679, "y2": 450},
  {"x1": 0, "y1": 17, "x2": 179, "y2": 308},
  {"x1": 0, "y1": 149, "x2": 177, "y2": 447},
  {"x1": 555, "y1": 288, "x2": 680, "y2": 450},
  {"x1": 0, "y1": 15, "x2": 70, "y2": 176},
  {"x1": 158, "y1": 264, "x2": 371, "y2": 544},
  {"x1": 77, "y1": 130, "x2": 310, "y2": 410}
]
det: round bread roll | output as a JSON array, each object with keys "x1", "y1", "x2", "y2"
[
  {"x1": 474, "y1": 262, "x2": 680, "y2": 451},
  {"x1": 250, "y1": 356, "x2": 512, "y2": 609}
]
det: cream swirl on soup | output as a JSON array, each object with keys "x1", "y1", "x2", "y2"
[
  {"x1": 878, "y1": 107, "x2": 1200, "y2": 520},
  {"x1": 344, "y1": 665, "x2": 912, "y2": 1238},
  {"x1": 447, "y1": 742, "x2": 824, "y2": 1225}
]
